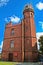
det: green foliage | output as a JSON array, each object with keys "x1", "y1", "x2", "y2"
[
  {"x1": 38, "y1": 35, "x2": 43, "y2": 54},
  {"x1": 0, "y1": 62, "x2": 41, "y2": 65},
  {"x1": 0, "y1": 62, "x2": 17, "y2": 65}
]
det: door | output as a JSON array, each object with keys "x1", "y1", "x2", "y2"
[{"x1": 8, "y1": 53, "x2": 13, "y2": 61}]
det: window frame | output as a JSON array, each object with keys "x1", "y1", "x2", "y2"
[
  {"x1": 10, "y1": 40, "x2": 14, "y2": 48},
  {"x1": 11, "y1": 28, "x2": 14, "y2": 35}
]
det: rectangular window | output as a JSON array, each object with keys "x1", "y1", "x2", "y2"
[
  {"x1": 11, "y1": 29, "x2": 14, "y2": 35},
  {"x1": 10, "y1": 40, "x2": 14, "y2": 48}
]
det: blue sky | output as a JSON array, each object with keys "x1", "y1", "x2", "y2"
[{"x1": 0, "y1": 0, "x2": 43, "y2": 52}]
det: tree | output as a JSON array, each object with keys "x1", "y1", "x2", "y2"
[{"x1": 38, "y1": 35, "x2": 43, "y2": 54}]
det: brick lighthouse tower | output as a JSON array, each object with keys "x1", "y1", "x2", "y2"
[
  {"x1": 22, "y1": 5, "x2": 38, "y2": 62},
  {"x1": 2, "y1": 5, "x2": 38, "y2": 62}
]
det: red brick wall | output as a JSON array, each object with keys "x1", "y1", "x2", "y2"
[
  {"x1": 2, "y1": 22, "x2": 22, "y2": 61},
  {"x1": 23, "y1": 11, "x2": 38, "y2": 61},
  {"x1": 2, "y1": 8, "x2": 38, "y2": 62}
]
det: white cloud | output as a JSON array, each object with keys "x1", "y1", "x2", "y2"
[
  {"x1": 36, "y1": 32, "x2": 43, "y2": 39},
  {"x1": 5, "y1": 15, "x2": 20, "y2": 23},
  {"x1": 39, "y1": 21, "x2": 43, "y2": 29},
  {"x1": 0, "y1": 0, "x2": 9, "y2": 7},
  {"x1": 5, "y1": 18, "x2": 8, "y2": 22},
  {"x1": 0, "y1": 41, "x2": 3, "y2": 53},
  {"x1": 0, "y1": 41, "x2": 3, "y2": 48},
  {"x1": 36, "y1": 32, "x2": 43, "y2": 50},
  {"x1": 9, "y1": 16, "x2": 20, "y2": 23},
  {"x1": 36, "y1": 2, "x2": 43, "y2": 10}
]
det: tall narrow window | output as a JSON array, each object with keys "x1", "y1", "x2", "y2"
[
  {"x1": 30, "y1": 12, "x2": 33, "y2": 17},
  {"x1": 11, "y1": 29, "x2": 14, "y2": 35},
  {"x1": 10, "y1": 40, "x2": 14, "y2": 48},
  {"x1": 25, "y1": 26, "x2": 28, "y2": 32}
]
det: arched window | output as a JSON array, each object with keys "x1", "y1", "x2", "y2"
[{"x1": 30, "y1": 12, "x2": 33, "y2": 17}]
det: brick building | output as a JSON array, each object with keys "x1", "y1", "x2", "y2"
[{"x1": 2, "y1": 5, "x2": 38, "y2": 62}]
